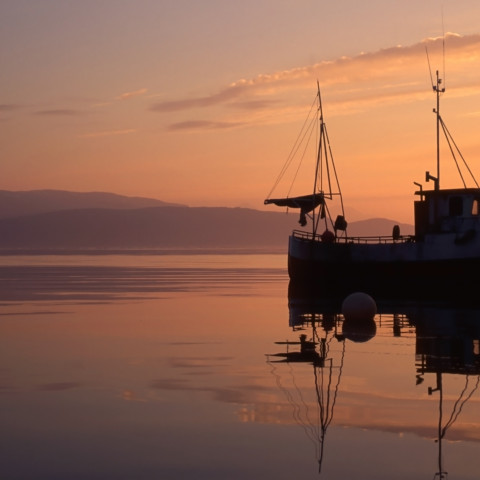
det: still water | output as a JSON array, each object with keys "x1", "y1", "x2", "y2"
[{"x1": 1, "y1": 254, "x2": 479, "y2": 480}]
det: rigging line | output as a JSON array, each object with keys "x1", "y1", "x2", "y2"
[
  {"x1": 271, "y1": 103, "x2": 315, "y2": 189},
  {"x1": 439, "y1": 119, "x2": 467, "y2": 188},
  {"x1": 302, "y1": 367, "x2": 322, "y2": 455},
  {"x1": 442, "y1": 375, "x2": 480, "y2": 437},
  {"x1": 312, "y1": 323, "x2": 324, "y2": 344},
  {"x1": 267, "y1": 356, "x2": 321, "y2": 454},
  {"x1": 286, "y1": 113, "x2": 317, "y2": 195},
  {"x1": 425, "y1": 46, "x2": 435, "y2": 89},
  {"x1": 313, "y1": 365, "x2": 325, "y2": 441},
  {"x1": 289, "y1": 361, "x2": 322, "y2": 445},
  {"x1": 324, "y1": 127, "x2": 346, "y2": 216},
  {"x1": 315, "y1": 355, "x2": 325, "y2": 404},
  {"x1": 267, "y1": 358, "x2": 306, "y2": 435},
  {"x1": 314, "y1": 82, "x2": 323, "y2": 197},
  {"x1": 440, "y1": 117, "x2": 479, "y2": 187},
  {"x1": 316, "y1": 88, "x2": 333, "y2": 201},
  {"x1": 266, "y1": 133, "x2": 309, "y2": 202},
  {"x1": 316, "y1": 115, "x2": 324, "y2": 192},
  {"x1": 325, "y1": 332, "x2": 335, "y2": 356},
  {"x1": 317, "y1": 372, "x2": 332, "y2": 438},
  {"x1": 318, "y1": 336, "x2": 336, "y2": 427},
  {"x1": 312, "y1": 367, "x2": 325, "y2": 463},
  {"x1": 313, "y1": 329, "x2": 333, "y2": 358},
  {"x1": 287, "y1": 115, "x2": 318, "y2": 198},
  {"x1": 287, "y1": 362, "x2": 309, "y2": 427},
  {"x1": 267, "y1": 358, "x2": 299, "y2": 413},
  {"x1": 320, "y1": 122, "x2": 332, "y2": 196},
  {"x1": 265, "y1": 96, "x2": 317, "y2": 199},
  {"x1": 313, "y1": 200, "x2": 333, "y2": 235},
  {"x1": 322, "y1": 344, "x2": 341, "y2": 430},
  {"x1": 325, "y1": 340, "x2": 345, "y2": 430},
  {"x1": 315, "y1": 358, "x2": 328, "y2": 409},
  {"x1": 323, "y1": 358, "x2": 334, "y2": 426},
  {"x1": 323, "y1": 130, "x2": 333, "y2": 197},
  {"x1": 299, "y1": 364, "x2": 323, "y2": 444}
]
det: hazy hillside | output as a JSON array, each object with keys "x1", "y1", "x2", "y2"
[
  {"x1": 0, "y1": 190, "x2": 413, "y2": 251},
  {"x1": 346, "y1": 218, "x2": 413, "y2": 237},
  {"x1": 0, "y1": 207, "x2": 414, "y2": 251},
  {"x1": 0, "y1": 206, "x2": 296, "y2": 251},
  {"x1": 0, "y1": 189, "x2": 183, "y2": 219}
]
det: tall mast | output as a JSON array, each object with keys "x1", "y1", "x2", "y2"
[
  {"x1": 312, "y1": 81, "x2": 323, "y2": 236},
  {"x1": 433, "y1": 70, "x2": 445, "y2": 190}
]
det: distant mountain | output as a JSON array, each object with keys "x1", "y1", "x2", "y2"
[
  {"x1": 0, "y1": 206, "x2": 295, "y2": 251},
  {"x1": 0, "y1": 189, "x2": 183, "y2": 219},
  {"x1": 0, "y1": 190, "x2": 413, "y2": 251},
  {"x1": 346, "y1": 218, "x2": 413, "y2": 237},
  {"x1": 0, "y1": 208, "x2": 414, "y2": 252}
]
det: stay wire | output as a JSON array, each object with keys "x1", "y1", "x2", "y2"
[
  {"x1": 441, "y1": 375, "x2": 480, "y2": 437},
  {"x1": 440, "y1": 117, "x2": 479, "y2": 188},
  {"x1": 426, "y1": 46, "x2": 435, "y2": 90},
  {"x1": 287, "y1": 115, "x2": 317, "y2": 198},
  {"x1": 265, "y1": 96, "x2": 318, "y2": 200}
]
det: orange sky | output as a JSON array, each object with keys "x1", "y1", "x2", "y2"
[{"x1": 1, "y1": 1, "x2": 480, "y2": 224}]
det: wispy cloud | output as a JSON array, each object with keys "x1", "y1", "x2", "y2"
[
  {"x1": 35, "y1": 109, "x2": 83, "y2": 116},
  {"x1": 116, "y1": 88, "x2": 147, "y2": 101},
  {"x1": 79, "y1": 129, "x2": 137, "y2": 138},
  {"x1": 86, "y1": 87, "x2": 148, "y2": 110},
  {"x1": 151, "y1": 84, "x2": 250, "y2": 112},
  {"x1": 167, "y1": 120, "x2": 245, "y2": 132},
  {"x1": 151, "y1": 33, "x2": 480, "y2": 132},
  {"x1": 0, "y1": 104, "x2": 19, "y2": 112},
  {"x1": 37, "y1": 382, "x2": 81, "y2": 391}
]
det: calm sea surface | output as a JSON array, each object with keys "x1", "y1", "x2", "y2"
[{"x1": 1, "y1": 254, "x2": 479, "y2": 480}]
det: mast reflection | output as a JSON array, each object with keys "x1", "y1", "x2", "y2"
[
  {"x1": 413, "y1": 307, "x2": 480, "y2": 479},
  {"x1": 267, "y1": 302, "x2": 377, "y2": 474},
  {"x1": 267, "y1": 287, "x2": 480, "y2": 477}
]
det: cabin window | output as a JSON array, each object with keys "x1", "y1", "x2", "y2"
[
  {"x1": 473, "y1": 198, "x2": 480, "y2": 216},
  {"x1": 449, "y1": 196, "x2": 463, "y2": 216}
]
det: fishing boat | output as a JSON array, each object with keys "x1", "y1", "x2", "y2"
[{"x1": 264, "y1": 74, "x2": 480, "y2": 297}]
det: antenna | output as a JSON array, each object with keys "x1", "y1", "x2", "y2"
[
  {"x1": 441, "y1": 5, "x2": 446, "y2": 89},
  {"x1": 433, "y1": 70, "x2": 445, "y2": 189}
]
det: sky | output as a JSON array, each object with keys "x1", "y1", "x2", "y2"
[{"x1": 1, "y1": 0, "x2": 480, "y2": 224}]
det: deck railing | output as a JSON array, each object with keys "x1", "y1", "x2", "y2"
[{"x1": 292, "y1": 230, "x2": 415, "y2": 245}]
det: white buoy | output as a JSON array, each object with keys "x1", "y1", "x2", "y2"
[{"x1": 341, "y1": 292, "x2": 377, "y2": 321}]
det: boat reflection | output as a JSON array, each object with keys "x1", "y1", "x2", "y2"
[
  {"x1": 267, "y1": 309, "x2": 347, "y2": 474},
  {"x1": 413, "y1": 306, "x2": 480, "y2": 479},
  {"x1": 267, "y1": 288, "x2": 480, "y2": 477}
]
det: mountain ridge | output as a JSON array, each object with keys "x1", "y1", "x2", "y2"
[
  {"x1": 0, "y1": 190, "x2": 414, "y2": 251},
  {"x1": 0, "y1": 189, "x2": 184, "y2": 219}
]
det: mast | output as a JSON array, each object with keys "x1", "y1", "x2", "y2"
[
  {"x1": 312, "y1": 81, "x2": 323, "y2": 236},
  {"x1": 264, "y1": 82, "x2": 347, "y2": 232},
  {"x1": 433, "y1": 70, "x2": 445, "y2": 190}
]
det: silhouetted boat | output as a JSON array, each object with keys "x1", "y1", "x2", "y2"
[{"x1": 265, "y1": 74, "x2": 480, "y2": 297}]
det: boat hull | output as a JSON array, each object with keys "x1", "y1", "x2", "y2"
[{"x1": 287, "y1": 234, "x2": 480, "y2": 299}]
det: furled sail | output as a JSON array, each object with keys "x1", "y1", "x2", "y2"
[{"x1": 264, "y1": 194, "x2": 324, "y2": 226}]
